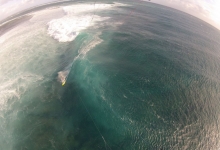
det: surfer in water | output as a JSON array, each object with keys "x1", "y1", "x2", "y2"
[{"x1": 58, "y1": 70, "x2": 69, "y2": 86}]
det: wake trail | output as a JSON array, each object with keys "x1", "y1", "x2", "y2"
[
  {"x1": 58, "y1": 32, "x2": 103, "y2": 86},
  {"x1": 58, "y1": 1, "x2": 97, "y2": 86}
]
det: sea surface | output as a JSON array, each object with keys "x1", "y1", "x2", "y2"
[{"x1": 1, "y1": 1, "x2": 220, "y2": 149}]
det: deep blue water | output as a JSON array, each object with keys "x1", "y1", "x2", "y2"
[{"x1": 1, "y1": 1, "x2": 220, "y2": 150}]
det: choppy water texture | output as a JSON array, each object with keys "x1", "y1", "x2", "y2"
[{"x1": 1, "y1": 1, "x2": 220, "y2": 150}]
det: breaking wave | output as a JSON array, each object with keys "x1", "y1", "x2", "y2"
[
  {"x1": 47, "y1": 3, "x2": 128, "y2": 42},
  {"x1": 57, "y1": 33, "x2": 103, "y2": 85}
]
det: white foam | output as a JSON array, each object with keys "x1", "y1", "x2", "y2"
[
  {"x1": 47, "y1": 16, "x2": 89, "y2": 42},
  {"x1": 62, "y1": 3, "x2": 129, "y2": 17},
  {"x1": 79, "y1": 33, "x2": 103, "y2": 56},
  {"x1": 0, "y1": 90, "x2": 19, "y2": 104},
  {"x1": 0, "y1": 73, "x2": 44, "y2": 111},
  {"x1": 47, "y1": 14, "x2": 109, "y2": 42},
  {"x1": 47, "y1": 3, "x2": 129, "y2": 42}
]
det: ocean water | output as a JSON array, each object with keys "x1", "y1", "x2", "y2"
[{"x1": 1, "y1": 1, "x2": 220, "y2": 150}]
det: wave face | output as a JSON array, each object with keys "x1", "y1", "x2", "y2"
[{"x1": 1, "y1": 1, "x2": 220, "y2": 150}]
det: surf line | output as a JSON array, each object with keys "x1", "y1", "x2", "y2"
[{"x1": 79, "y1": 96, "x2": 112, "y2": 150}]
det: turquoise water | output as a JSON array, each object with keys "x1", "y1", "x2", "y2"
[{"x1": 1, "y1": 1, "x2": 220, "y2": 149}]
